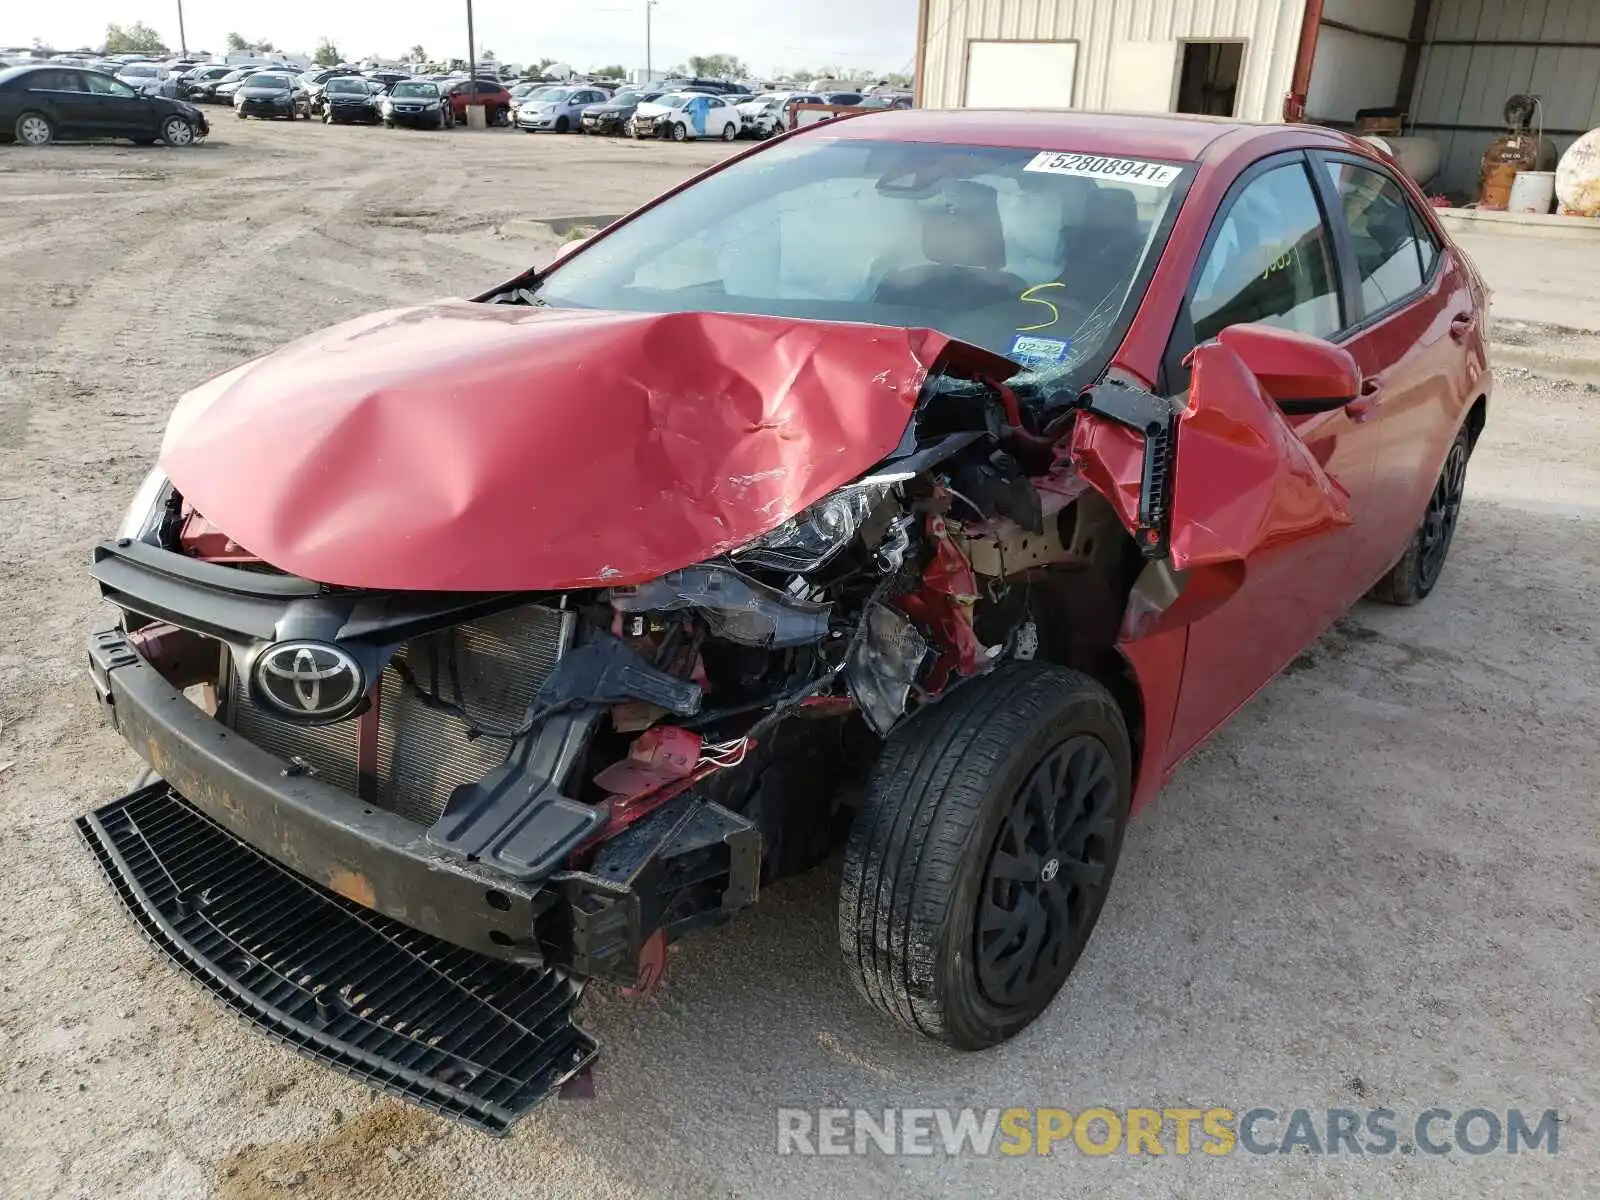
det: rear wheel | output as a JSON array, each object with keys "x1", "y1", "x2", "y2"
[
  {"x1": 1368, "y1": 424, "x2": 1471, "y2": 605},
  {"x1": 840, "y1": 663, "x2": 1132, "y2": 1049},
  {"x1": 15, "y1": 111, "x2": 53, "y2": 146}
]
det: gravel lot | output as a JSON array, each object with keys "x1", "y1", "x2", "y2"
[{"x1": 1, "y1": 119, "x2": 1596, "y2": 1200}]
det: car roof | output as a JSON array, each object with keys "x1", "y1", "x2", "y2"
[{"x1": 821, "y1": 108, "x2": 1349, "y2": 162}]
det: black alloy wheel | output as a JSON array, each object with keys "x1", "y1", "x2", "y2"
[
  {"x1": 1417, "y1": 434, "x2": 1468, "y2": 593},
  {"x1": 840, "y1": 663, "x2": 1132, "y2": 1049},
  {"x1": 975, "y1": 735, "x2": 1119, "y2": 1007}
]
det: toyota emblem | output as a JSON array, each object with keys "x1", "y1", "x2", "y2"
[{"x1": 253, "y1": 641, "x2": 365, "y2": 722}]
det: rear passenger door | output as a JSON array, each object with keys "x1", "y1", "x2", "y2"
[
  {"x1": 1310, "y1": 154, "x2": 1477, "y2": 587},
  {"x1": 27, "y1": 69, "x2": 99, "y2": 132}
]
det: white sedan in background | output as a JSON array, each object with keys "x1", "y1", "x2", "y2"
[{"x1": 630, "y1": 91, "x2": 739, "y2": 142}]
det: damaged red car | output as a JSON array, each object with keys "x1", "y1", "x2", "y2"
[{"x1": 82, "y1": 109, "x2": 1490, "y2": 1131}]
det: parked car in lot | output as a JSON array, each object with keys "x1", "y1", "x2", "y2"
[
  {"x1": 364, "y1": 70, "x2": 413, "y2": 92},
  {"x1": 205, "y1": 68, "x2": 253, "y2": 103},
  {"x1": 515, "y1": 84, "x2": 609, "y2": 133},
  {"x1": 114, "y1": 62, "x2": 170, "y2": 95},
  {"x1": 234, "y1": 72, "x2": 311, "y2": 120},
  {"x1": 735, "y1": 90, "x2": 822, "y2": 138},
  {"x1": 318, "y1": 76, "x2": 385, "y2": 124},
  {"x1": 80, "y1": 108, "x2": 1491, "y2": 1134},
  {"x1": 0, "y1": 65, "x2": 208, "y2": 146},
  {"x1": 446, "y1": 78, "x2": 511, "y2": 126},
  {"x1": 179, "y1": 64, "x2": 236, "y2": 99},
  {"x1": 380, "y1": 79, "x2": 453, "y2": 129},
  {"x1": 579, "y1": 87, "x2": 663, "y2": 135},
  {"x1": 631, "y1": 90, "x2": 740, "y2": 141},
  {"x1": 299, "y1": 67, "x2": 353, "y2": 107}
]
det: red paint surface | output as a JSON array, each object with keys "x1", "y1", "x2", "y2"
[{"x1": 161, "y1": 304, "x2": 993, "y2": 591}]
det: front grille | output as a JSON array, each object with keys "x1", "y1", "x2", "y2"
[
  {"x1": 78, "y1": 784, "x2": 596, "y2": 1133},
  {"x1": 228, "y1": 604, "x2": 572, "y2": 827}
]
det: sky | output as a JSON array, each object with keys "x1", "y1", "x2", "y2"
[{"x1": 1, "y1": 1, "x2": 919, "y2": 78}]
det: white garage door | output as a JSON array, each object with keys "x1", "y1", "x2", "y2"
[{"x1": 964, "y1": 40, "x2": 1078, "y2": 108}]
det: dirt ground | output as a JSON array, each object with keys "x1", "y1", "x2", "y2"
[{"x1": 1, "y1": 120, "x2": 1596, "y2": 1200}]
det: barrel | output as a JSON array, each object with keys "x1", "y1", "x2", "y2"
[{"x1": 1508, "y1": 170, "x2": 1556, "y2": 214}]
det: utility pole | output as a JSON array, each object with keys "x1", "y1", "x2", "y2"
[
  {"x1": 466, "y1": 0, "x2": 477, "y2": 84},
  {"x1": 645, "y1": 0, "x2": 657, "y2": 82},
  {"x1": 175, "y1": 0, "x2": 188, "y2": 56}
]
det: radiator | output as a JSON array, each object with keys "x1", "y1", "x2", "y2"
[{"x1": 229, "y1": 604, "x2": 573, "y2": 827}]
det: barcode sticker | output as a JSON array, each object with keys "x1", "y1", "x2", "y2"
[{"x1": 1023, "y1": 152, "x2": 1183, "y2": 188}]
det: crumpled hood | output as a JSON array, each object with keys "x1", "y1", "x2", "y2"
[{"x1": 160, "y1": 302, "x2": 1008, "y2": 592}]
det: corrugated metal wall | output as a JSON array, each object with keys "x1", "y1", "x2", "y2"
[
  {"x1": 919, "y1": 0, "x2": 1306, "y2": 122},
  {"x1": 1412, "y1": 0, "x2": 1600, "y2": 197}
]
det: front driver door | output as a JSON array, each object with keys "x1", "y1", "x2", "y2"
[
  {"x1": 82, "y1": 71, "x2": 152, "y2": 138},
  {"x1": 1150, "y1": 153, "x2": 1382, "y2": 764}
]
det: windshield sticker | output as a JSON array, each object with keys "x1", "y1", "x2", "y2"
[
  {"x1": 1023, "y1": 152, "x2": 1182, "y2": 188},
  {"x1": 1009, "y1": 334, "x2": 1071, "y2": 368}
]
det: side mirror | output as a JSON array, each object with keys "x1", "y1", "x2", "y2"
[{"x1": 1214, "y1": 324, "x2": 1362, "y2": 415}]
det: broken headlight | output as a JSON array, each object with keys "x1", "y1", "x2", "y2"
[
  {"x1": 117, "y1": 466, "x2": 171, "y2": 544},
  {"x1": 734, "y1": 481, "x2": 896, "y2": 573}
]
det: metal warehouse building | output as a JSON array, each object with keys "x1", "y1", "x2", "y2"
[{"x1": 914, "y1": 0, "x2": 1600, "y2": 196}]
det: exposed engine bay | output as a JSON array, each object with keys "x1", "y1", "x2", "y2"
[{"x1": 94, "y1": 341, "x2": 1176, "y2": 977}]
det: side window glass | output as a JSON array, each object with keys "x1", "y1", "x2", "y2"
[
  {"x1": 1322, "y1": 161, "x2": 1426, "y2": 313},
  {"x1": 1190, "y1": 162, "x2": 1341, "y2": 343},
  {"x1": 1410, "y1": 205, "x2": 1440, "y2": 276}
]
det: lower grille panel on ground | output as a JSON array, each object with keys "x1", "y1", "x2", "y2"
[{"x1": 77, "y1": 783, "x2": 597, "y2": 1134}]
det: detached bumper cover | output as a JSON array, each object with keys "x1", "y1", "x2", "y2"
[{"x1": 79, "y1": 784, "x2": 595, "y2": 1133}]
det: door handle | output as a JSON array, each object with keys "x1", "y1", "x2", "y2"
[{"x1": 1449, "y1": 312, "x2": 1477, "y2": 342}]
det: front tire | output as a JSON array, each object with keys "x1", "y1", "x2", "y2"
[
  {"x1": 15, "y1": 111, "x2": 54, "y2": 145},
  {"x1": 721, "y1": 120, "x2": 737, "y2": 141},
  {"x1": 554, "y1": 115, "x2": 569, "y2": 133},
  {"x1": 670, "y1": 121, "x2": 687, "y2": 142},
  {"x1": 840, "y1": 663, "x2": 1131, "y2": 1049},
  {"x1": 1368, "y1": 424, "x2": 1472, "y2": 605},
  {"x1": 160, "y1": 116, "x2": 196, "y2": 146}
]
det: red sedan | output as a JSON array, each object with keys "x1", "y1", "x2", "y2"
[{"x1": 85, "y1": 109, "x2": 1489, "y2": 1125}]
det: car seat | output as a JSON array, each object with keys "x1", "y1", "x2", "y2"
[
  {"x1": 873, "y1": 181, "x2": 1028, "y2": 309},
  {"x1": 1061, "y1": 186, "x2": 1147, "y2": 309}
]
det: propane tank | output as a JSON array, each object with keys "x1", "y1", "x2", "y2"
[
  {"x1": 1555, "y1": 127, "x2": 1600, "y2": 217},
  {"x1": 1479, "y1": 95, "x2": 1559, "y2": 210}
]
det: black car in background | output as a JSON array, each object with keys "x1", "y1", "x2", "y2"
[
  {"x1": 234, "y1": 72, "x2": 310, "y2": 120},
  {"x1": 579, "y1": 87, "x2": 663, "y2": 135},
  {"x1": 379, "y1": 79, "x2": 453, "y2": 129},
  {"x1": 0, "y1": 65, "x2": 208, "y2": 146},
  {"x1": 179, "y1": 64, "x2": 235, "y2": 99},
  {"x1": 318, "y1": 76, "x2": 384, "y2": 124},
  {"x1": 201, "y1": 68, "x2": 254, "y2": 103}
]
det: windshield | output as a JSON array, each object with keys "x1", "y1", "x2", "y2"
[
  {"x1": 119, "y1": 65, "x2": 157, "y2": 77},
  {"x1": 658, "y1": 94, "x2": 692, "y2": 108},
  {"x1": 244, "y1": 74, "x2": 291, "y2": 89},
  {"x1": 390, "y1": 81, "x2": 437, "y2": 98},
  {"x1": 325, "y1": 78, "x2": 367, "y2": 94},
  {"x1": 534, "y1": 137, "x2": 1191, "y2": 390},
  {"x1": 522, "y1": 86, "x2": 564, "y2": 101}
]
